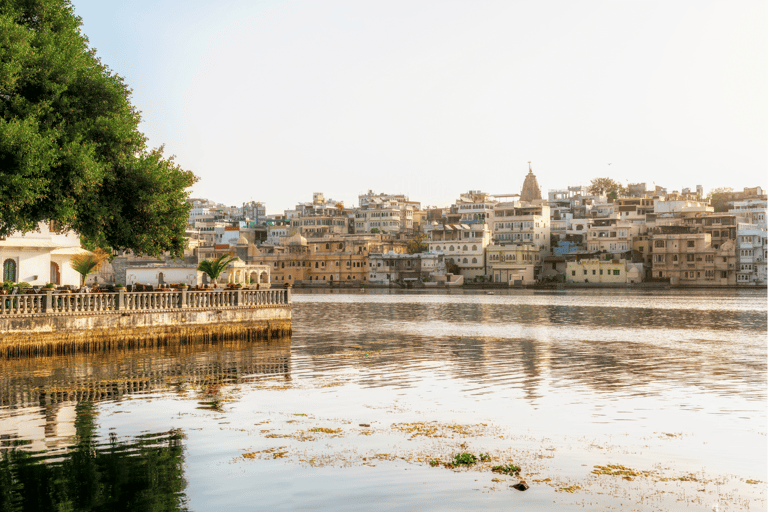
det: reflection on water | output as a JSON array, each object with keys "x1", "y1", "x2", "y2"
[
  {"x1": 0, "y1": 403, "x2": 186, "y2": 512},
  {"x1": 0, "y1": 289, "x2": 765, "y2": 511}
]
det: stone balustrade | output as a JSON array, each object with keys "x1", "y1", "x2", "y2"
[{"x1": 0, "y1": 289, "x2": 291, "y2": 316}]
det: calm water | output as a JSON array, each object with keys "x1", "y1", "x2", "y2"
[{"x1": 1, "y1": 289, "x2": 766, "y2": 511}]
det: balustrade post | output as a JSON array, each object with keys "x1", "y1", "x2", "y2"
[
  {"x1": 236, "y1": 289, "x2": 242, "y2": 307},
  {"x1": 45, "y1": 291, "x2": 53, "y2": 312},
  {"x1": 117, "y1": 290, "x2": 125, "y2": 311},
  {"x1": 285, "y1": 287, "x2": 291, "y2": 304},
  {"x1": 180, "y1": 289, "x2": 187, "y2": 308}
]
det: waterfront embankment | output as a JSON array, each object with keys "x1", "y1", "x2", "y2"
[{"x1": 0, "y1": 289, "x2": 291, "y2": 356}]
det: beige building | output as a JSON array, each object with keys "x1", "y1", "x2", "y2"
[
  {"x1": 354, "y1": 191, "x2": 420, "y2": 235},
  {"x1": 288, "y1": 192, "x2": 350, "y2": 237},
  {"x1": 245, "y1": 234, "x2": 407, "y2": 286},
  {"x1": 649, "y1": 227, "x2": 736, "y2": 285},
  {"x1": 566, "y1": 258, "x2": 641, "y2": 284},
  {"x1": 586, "y1": 216, "x2": 638, "y2": 257},
  {"x1": 486, "y1": 244, "x2": 538, "y2": 285}
]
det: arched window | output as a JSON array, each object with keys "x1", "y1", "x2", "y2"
[
  {"x1": 463, "y1": 245, "x2": 468, "y2": 251},
  {"x1": 338, "y1": 243, "x2": 343, "y2": 249},
  {"x1": 50, "y1": 262, "x2": 60, "y2": 285},
  {"x1": 463, "y1": 258, "x2": 468, "y2": 263},
  {"x1": 472, "y1": 245, "x2": 477, "y2": 251},
  {"x1": 449, "y1": 246, "x2": 454, "y2": 252},
  {"x1": 3, "y1": 259, "x2": 16, "y2": 282},
  {"x1": 472, "y1": 258, "x2": 477, "y2": 264},
  {"x1": 325, "y1": 243, "x2": 330, "y2": 249}
]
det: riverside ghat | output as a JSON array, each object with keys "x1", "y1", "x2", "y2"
[{"x1": 0, "y1": 287, "x2": 292, "y2": 357}]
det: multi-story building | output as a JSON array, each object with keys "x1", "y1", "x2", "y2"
[
  {"x1": 289, "y1": 193, "x2": 350, "y2": 237},
  {"x1": 426, "y1": 223, "x2": 490, "y2": 280},
  {"x1": 492, "y1": 202, "x2": 550, "y2": 259},
  {"x1": 238, "y1": 201, "x2": 266, "y2": 224},
  {"x1": 353, "y1": 191, "x2": 417, "y2": 235},
  {"x1": 244, "y1": 234, "x2": 407, "y2": 286},
  {"x1": 454, "y1": 190, "x2": 497, "y2": 226},
  {"x1": 368, "y1": 252, "x2": 443, "y2": 286},
  {"x1": 730, "y1": 199, "x2": 767, "y2": 285},
  {"x1": 585, "y1": 216, "x2": 638, "y2": 258},
  {"x1": 485, "y1": 244, "x2": 539, "y2": 285},
  {"x1": 735, "y1": 223, "x2": 767, "y2": 285},
  {"x1": 649, "y1": 226, "x2": 736, "y2": 285}
]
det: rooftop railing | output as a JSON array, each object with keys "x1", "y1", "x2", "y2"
[{"x1": 0, "y1": 289, "x2": 290, "y2": 316}]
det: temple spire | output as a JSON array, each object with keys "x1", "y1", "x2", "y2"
[{"x1": 520, "y1": 162, "x2": 542, "y2": 202}]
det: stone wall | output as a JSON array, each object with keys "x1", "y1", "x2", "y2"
[{"x1": 0, "y1": 306, "x2": 291, "y2": 357}]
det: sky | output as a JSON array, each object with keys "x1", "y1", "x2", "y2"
[{"x1": 70, "y1": 0, "x2": 767, "y2": 214}]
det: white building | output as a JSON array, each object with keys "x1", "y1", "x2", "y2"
[
  {"x1": 0, "y1": 222, "x2": 87, "y2": 287},
  {"x1": 353, "y1": 192, "x2": 416, "y2": 235},
  {"x1": 492, "y1": 202, "x2": 550, "y2": 261},
  {"x1": 426, "y1": 223, "x2": 490, "y2": 280}
]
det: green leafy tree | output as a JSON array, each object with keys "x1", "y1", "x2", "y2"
[
  {"x1": 0, "y1": 0, "x2": 197, "y2": 257},
  {"x1": 407, "y1": 235, "x2": 428, "y2": 254},
  {"x1": 70, "y1": 248, "x2": 108, "y2": 286},
  {"x1": 587, "y1": 177, "x2": 626, "y2": 201},
  {"x1": 707, "y1": 187, "x2": 733, "y2": 212},
  {"x1": 197, "y1": 254, "x2": 238, "y2": 285}
]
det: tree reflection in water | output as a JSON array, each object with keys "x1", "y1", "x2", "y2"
[{"x1": 0, "y1": 403, "x2": 187, "y2": 511}]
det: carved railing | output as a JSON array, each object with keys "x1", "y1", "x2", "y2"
[{"x1": 0, "y1": 289, "x2": 290, "y2": 316}]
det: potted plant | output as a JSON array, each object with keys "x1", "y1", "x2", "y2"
[
  {"x1": 115, "y1": 283, "x2": 126, "y2": 291},
  {"x1": 197, "y1": 254, "x2": 238, "y2": 288},
  {"x1": 44, "y1": 283, "x2": 55, "y2": 292}
]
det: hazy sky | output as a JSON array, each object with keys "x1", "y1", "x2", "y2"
[{"x1": 71, "y1": 0, "x2": 766, "y2": 214}]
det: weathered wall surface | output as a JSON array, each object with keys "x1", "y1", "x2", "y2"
[{"x1": 0, "y1": 306, "x2": 291, "y2": 356}]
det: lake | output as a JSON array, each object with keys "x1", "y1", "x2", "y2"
[{"x1": 1, "y1": 288, "x2": 765, "y2": 511}]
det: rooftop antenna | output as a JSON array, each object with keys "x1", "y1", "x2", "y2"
[{"x1": 528, "y1": 161, "x2": 532, "y2": 172}]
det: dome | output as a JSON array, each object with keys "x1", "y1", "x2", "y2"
[{"x1": 237, "y1": 235, "x2": 248, "y2": 245}]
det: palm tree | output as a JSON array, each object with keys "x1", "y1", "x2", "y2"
[
  {"x1": 70, "y1": 249, "x2": 109, "y2": 287},
  {"x1": 197, "y1": 254, "x2": 238, "y2": 286}
]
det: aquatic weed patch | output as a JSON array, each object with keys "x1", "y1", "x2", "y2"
[
  {"x1": 308, "y1": 427, "x2": 342, "y2": 435},
  {"x1": 391, "y1": 421, "x2": 485, "y2": 440},
  {"x1": 492, "y1": 463, "x2": 521, "y2": 475},
  {"x1": 592, "y1": 464, "x2": 653, "y2": 479}
]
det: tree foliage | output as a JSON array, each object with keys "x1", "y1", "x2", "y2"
[
  {"x1": 407, "y1": 235, "x2": 428, "y2": 255},
  {"x1": 707, "y1": 187, "x2": 733, "y2": 213},
  {"x1": 587, "y1": 177, "x2": 625, "y2": 200},
  {"x1": 0, "y1": 0, "x2": 197, "y2": 256},
  {"x1": 197, "y1": 254, "x2": 238, "y2": 284}
]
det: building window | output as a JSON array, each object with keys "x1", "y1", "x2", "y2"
[
  {"x1": 687, "y1": 241, "x2": 695, "y2": 248},
  {"x1": 613, "y1": 270, "x2": 620, "y2": 276},
  {"x1": 654, "y1": 240, "x2": 665, "y2": 248},
  {"x1": 50, "y1": 262, "x2": 60, "y2": 285},
  {"x1": 3, "y1": 259, "x2": 16, "y2": 282},
  {"x1": 572, "y1": 271, "x2": 576, "y2": 276}
]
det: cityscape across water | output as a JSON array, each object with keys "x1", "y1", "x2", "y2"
[{"x1": 0, "y1": 289, "x2": 765, "y2": 511}]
